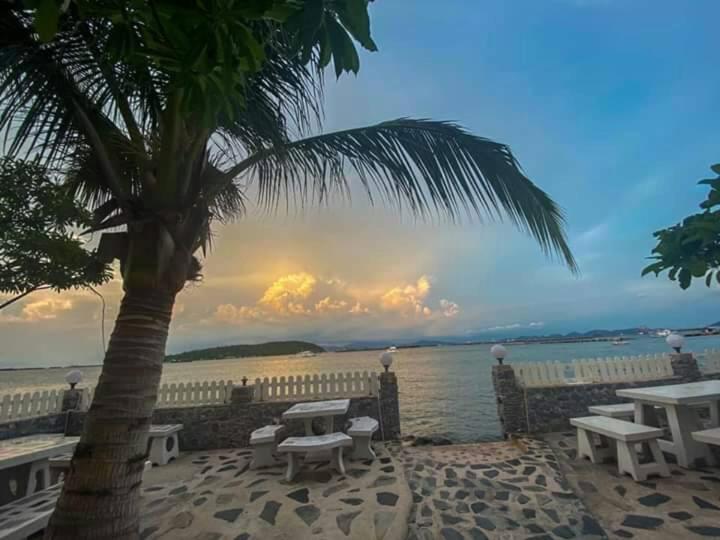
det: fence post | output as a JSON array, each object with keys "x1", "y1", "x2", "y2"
[
  {"x1": 230, "y1": 383, "x2": 254, "y2": 404},
  {"x1": 492, "y1": 364, "x2": 528, "y2": 437},
  {"x1": 670, "y1": 352, "x2": 701, "y2": 381},
  {"x1": 379, "y1": 371, "x2": 401, "y2": 439},
  {"x1": 61, "y1": 388, "x2": 87, "y2": 412}
]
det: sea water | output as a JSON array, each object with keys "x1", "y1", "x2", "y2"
[{"x1": 4, "y1": 335, "x2": 720, "y2": 442}]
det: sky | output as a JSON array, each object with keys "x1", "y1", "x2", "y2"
[{"x1": 2, "y1": 0, "x2": 720, "y2": 367}]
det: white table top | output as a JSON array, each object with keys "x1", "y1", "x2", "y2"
[
  {"x1": 282, "y1": 399, "x2": 350, "y2": 420},
  {"x1": 0, "y1": 434, "x2": 79, "y2": 470},
  {"x1": 616, "y1": 380, "x2": 720, "y2": 405}
]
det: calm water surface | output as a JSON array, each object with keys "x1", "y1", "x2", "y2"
[{"x1": 4, "y1": 335, "x2": 720, "y2": 442}]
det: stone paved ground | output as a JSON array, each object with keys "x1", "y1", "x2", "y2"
[
  {"x1": 398, "y1": 438, "x2": 607, "y2": 540},
  {"x1": 139, "y1": 443, "x2": 411, "y2": 540},
  {"x1": 545, "y1": 431, "x2": 720, "y2": 539}
]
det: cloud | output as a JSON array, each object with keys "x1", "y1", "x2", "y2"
[
  {"x1": 379, "y1": 276, "x2": 433, "y2": 317},
  {"x1": 440, "y1": 299, "x2": 460, "y2": 318},
  {"x1": 576, "y1": 222, "x2": 610, "y2": 246},
  {"x1": 314, "y1": 296, "x2": 349, "y2": 313},
  {"x1": 215, "y1": 303, "x2": 264, "y2": 322},
  {"x1": 478, "y1": 321, "x2": 545, "y2": 332},
  {"x1": 349, "y1": 302, "x2": 370, "y2": 315},
  {"x1": 213, "y1": 272, "x2": 458, "y2": 325},
  {"x1": 21, "y1": 298, "x2": 73, "y2": 321},
  {"x1": 258, "y1": 272, "x2": 317, "y2": 314}
]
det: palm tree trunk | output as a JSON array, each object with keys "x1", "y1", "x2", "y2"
[{"x1": 45, "y1": 287, "x2": 176, "y2": 539}]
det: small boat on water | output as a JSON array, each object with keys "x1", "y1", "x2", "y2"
[
  {"x1": 295, "y1": 350, "x2": 316, "y2": 358},
  {"x1": 612, "y1": 338, "x2": 629, "y2": 346}
]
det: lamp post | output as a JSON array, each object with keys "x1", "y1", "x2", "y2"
[
  {"x1": 666, "y1": 333, "x2": 685, "y2": 353},
  {"x1": 65, "y1": 370, "x2": 82, "y2": 389},
  {"x1": 379, "y1": 351, "x2": 394, "y2": 373},
  {"x1": 491, "y1": 344, "x2": 507, "y2": 365}
]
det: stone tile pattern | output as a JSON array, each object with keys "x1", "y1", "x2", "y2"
[
  {"x1": 399, "y1": 437, "x2": 607, "y2": 540},
  {"x1": 139, "y1": 442, "x2": 410, "y2": 539},
  {"x1": 492, "y1": 354, "x2": 720, "y2": 435},
  {"x1": 545, "y1": 430, "x2": 720, "y2": 540}
]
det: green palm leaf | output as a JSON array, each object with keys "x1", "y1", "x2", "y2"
[{"x1": 222, "y1": 118, "x2": 577, "y2": 272}]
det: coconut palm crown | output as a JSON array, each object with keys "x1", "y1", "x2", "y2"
[{"x1": 0, "y1": 1, "x2": 575, "y2": 538}]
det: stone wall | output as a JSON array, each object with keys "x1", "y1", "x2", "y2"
[
  {"x1": 64, "y1": 395, "x2": 391, "y2": 451},
  {"x1": 491, "y1": 364, "x2": 527, "y2": 436},
  {"x1": 523, "y1": 376, "x2": 685, "y2": 433},
  {"x1": 492, "y1": 352, "x2": 718, "y2": 436},
  {"x1": 0, "y1": 413, "x2": 67, "y2": 441},
  {"x1": 1, "y1": 370, "x2": 401, "y2": 451}
]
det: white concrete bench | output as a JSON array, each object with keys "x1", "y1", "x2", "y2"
[
  {"x1": 277, "y1": 433, "x2": 352, "y2": 482},
  {"x1": 250, "y1": 425, "x2": 286, "y2": 469},
  {"x1": 147, "y1": 424, "x2": 183, "y2": 466},
  {"x1": 571, "y1": 415, "x2": 670, "y2": 481},
  {"x1": 692, "y1": 427, "x2": 720, "y2": 449},
  {"x1": 588, "y1": 403, "x2": 635, "y2": 419},
  {"x1": 0, "y1": 482, "x2": 61, "y2": 540},
  {"x1": 347, "y1": 416, "x2": 379, "y2": 460}
]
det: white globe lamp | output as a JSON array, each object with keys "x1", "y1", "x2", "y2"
[
  {"x1": 379, "y1": 351, "x2": 394, "y2": 373},
  {"x1": 491, "y1": 344, "x2": 508, "y2": 365},
  {"x1": 666, "y1": 333, "x2": 685, "y2": 353},
  {"x1": 65, "y1": 370, "x2": 83, "y2": 389}
]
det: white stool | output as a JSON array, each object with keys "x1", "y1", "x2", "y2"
[
  {"x1": 147, "y1": 424, "x2": 183, "y2": 466},
  {"x1": 250, "y1": 425, "x2": 285, "y2": 469},
  {"x1": 347, "y1": 416, "x2": 379, "y2": 460}
]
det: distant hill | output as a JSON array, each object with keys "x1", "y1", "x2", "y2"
[{"x1": 165, "y1": 341, "x2": 325, "y2": 363}]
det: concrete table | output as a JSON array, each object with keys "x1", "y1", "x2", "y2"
[
  {"x1": 0, "y1": 434, "x2": 79, "y2": 505},
  {"x1": 282, "y1": 399, "x2": 351, "y2": 436},
  {"x1": 617, "y1": 381, "x2": 720, "y2": 468}
]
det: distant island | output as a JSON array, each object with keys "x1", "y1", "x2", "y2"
[{"x1": 165, "y1": 341, "x2": 325, "y2": 363}]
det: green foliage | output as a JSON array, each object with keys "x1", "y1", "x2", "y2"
[
  {"x1": 165, "y1": 340, "x2": 325, "y2": 362},
  {"x1": 20, "y1": 0, "x2": 376, "y2": 123},
  {"x1": 0, "y1": 158, "x2": 111, "y2": 304},
  {"x1": 1, "y1": 0, "x2": 576, "y2": 294},
  {"x1": 642, "y1": 163, "x2": 720, "y2": 289}
]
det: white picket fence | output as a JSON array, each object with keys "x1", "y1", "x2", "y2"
[
  {"x1": 1, "y1": 371, "x2": 380, "y2": 421},
  {"x1": 155, "y1": 380, "x2": 234, "y2": 407},
  {"x1": 699, "y1": 349, "x2": 720, "y2": 374},
  {"x1": 0, "y1": 388, "x2": 64, "y2": 422},
  {"x1": 253, "y1": 371, "x2": 379, "y2": 402},
  {"x1": 512, "y1": 353, "x2": 673, "y2": 388}
]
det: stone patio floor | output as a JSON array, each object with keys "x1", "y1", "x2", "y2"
[
  {"x1": 138, "y1": 435, "x2": 720, "y2": 540},
  {"x1": 140, "y1": 443, "x2": 411, "y2": 540},
  {"x1": 544, "y1": 431, "x2": 720, "y2": 540},
  {"x1": 399, "y1": 437, "x2": 605, "y2": 540}
]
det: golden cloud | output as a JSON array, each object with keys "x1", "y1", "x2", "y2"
[
  {"x1": 314, "y1": 296, "x2": 349, "y2": 313},
  {"x1": 379, "y1": 276, "x2": 432, "y2": 317},
  {"x1": 213, "y1": 272, "x2": 459, "y2": 325},
  {"x1": 21, "y1": 298, "x2": 74, "y2": 321},
  {"x1": 258, "y1": 272, "x2": 317, "y2": 314}
]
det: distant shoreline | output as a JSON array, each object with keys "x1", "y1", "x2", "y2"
[{"x1": 3, "y1": 332, "x2": 718, "y2": 371}]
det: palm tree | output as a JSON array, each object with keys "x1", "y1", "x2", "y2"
[{"x1": 0, "y1": 2, "x2": 576, "y2": 538}]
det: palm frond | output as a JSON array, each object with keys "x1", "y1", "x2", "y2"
[
  {"x1": 224, "y1": 118, "x2": 577, "y2": 272},
  {"x1": 0, "y1": 7, "x2": 141, "y2": 202},
  {"x1": 213, "y1": 34, "x2": 323, "y2": 158}
]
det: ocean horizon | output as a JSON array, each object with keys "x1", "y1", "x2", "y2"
[{"x1": 4, "y1": 334, "x2": 720, "y2": 443}]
